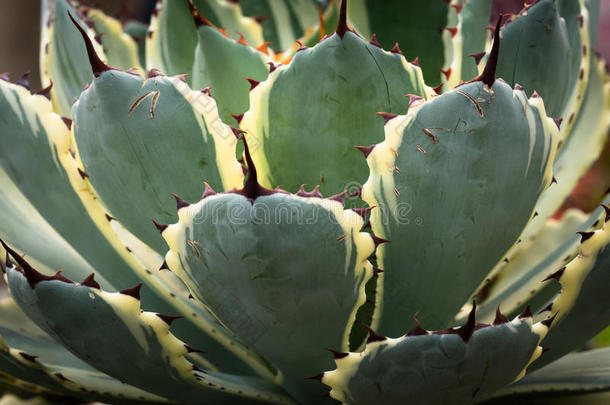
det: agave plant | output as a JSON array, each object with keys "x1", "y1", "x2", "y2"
[{"x1": 0, "y1": 0, "x2": 608, "y2": 403}]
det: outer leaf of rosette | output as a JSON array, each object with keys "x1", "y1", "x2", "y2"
[
  {"x1": 240, "y1": 31, "x2": 430, "y2": 196},
  {"x1": 40, "y1": 0, "x2": 107, "y2": 116},
  {"x1": 495, "y1": 0, "x2": 572, "y2": 118},
  {"x1": 322, "y1": 318, "x2": 544, "y2": 405},
  {"x1": 163, "y1": 192, "x2": 375, "y2": 403},
  {"x1": 530, "y1": 213, "x2": 610, "y2": 370},
  {"x1": 347, "y1": 0, "x2": 448, "y2": 85},
  {"x1": 362, "y1": 80, "x2": 558, "y2": 336},
  {"x1": 72, "y1": 69, "x2": 243, "y2": 253},
  {"x1": 191, "y1": 24, "x2": 270, "y2": 123},
  {"x1": 0, "y1": 297, "x2": 166, "y2": 404},
  {"x1": 0, "y1": 78, "x2": 133, "y2": 289},
  {"x1": 5, "y1": 267, "x2": 293, "y2": 405}
]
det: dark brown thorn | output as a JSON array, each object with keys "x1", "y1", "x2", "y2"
[
  {"x1": 242, "y1": 136, "x2": 260, "y2": 200},
  {"x1": 431, "y1": 84, "x2": 443, "y2": 95},
  {"x1": 202, "y1": 182, "x2": 216, "y2": 198},
  {"x1": 543, "y1": 267, "x2": 565, "y2": 282},
  {"x1": 406, "y1": 314, "x2": 428, "y2": 336},
  {"x1": 185, "y1": 344, "x2": 205, "y2": 354},
  {"x1": 172, "y1": 193, "x2": 190, "y2": 210},
  {"x1": 518, "y1": 305, "x2": 532, "y2": 319},
  {"x1": 493, "y1": 305, "x2": 509, "y2": 325},
  {"x1": 81, "y1": 273, "x2": 100, "y2": 289},
  {"x1": 541, "y1": 346, "x2": 551, "y2": 354},
  {"x1": 188, "y1": 293, "x2": 194, "y2": 299},
  {"x1": 54, "y1": 373, "x2": 73, "y2": 383},
  {"x1": 336, "y1": 0, "x2": 349, "y2": 38},
  {"x1": 369, "y1": 34, "x2": 381, "y2": 48},
  {"x1": 575, "y1": 14, "x2": 583, "y2": 27},
  {"x1": 152, "y1": 219, "x2": 168, "y2": 233},
  {"x1": 68, "y1": 11, "x2": 111, "y2": 77},
  {"x1": 147, "y1": 68, "x2": 163, "y2": 78},
  {"x1": 36, "y1": 81, "x2": 53, "y2": 99},
  {"x1": 355, "y1": 145, "x2": 375, "y2": 158},
  {"x1": 0, "y1": 239, "x2": 73, "y2": 288},
  {"x1": 246, "y1": 78, "x2": 260, "y2": 91},
  {"x1": 296, "y1": 184, "x2": 323, "y2": 198},
  {"x1": 514, "y1": 83, "x2": 524, "y2": 91},
  {"x1": 61, "y1": 117, "x2": 73, "y2": 130},
  {"x1": 159, "y1": 260, "x2": 169, "y2": 271},
  {"x1": 372, "y1": 266, "x2": 383, "y2": 277},
  {"x1": 455, "y1": 301, "x2": 477, "y2": 342},
  {"x1": 577, "y1": 231, "x2": 594, "y2": 243},
  {"x1": 531, "y1": 90, "x2": 540, "y2": 98},
  {"x1": 77, "y1": 168, "x2": 88, "y2": 180},
  {"x1": 16, "y1": 71, "x2": 30, "y2": 90},
  {"x1": 551, "y1": 176, "x2": 557, "y2": 184},
  {"x1": 477, "y1": 16, "x2": 502, "y2": 87},
  {"x1": 411, "y1": 57, "x2": 419, "y2": 66},
  {"x1": 230, "y1": 113, "x2": 244, "y2": 124},
  {"x1": 376, "y1": 112, "x2": 398, "y2": 124},
  {"x1": 359, "y1": 321, "x2": 387, "y2": 343},
  {"x1": 305, "y1": 373, "x2": 324, "y2": 381},
  {"x1": 602, "y1": 204, "x2": 610, "y2": 222},
  {"x1": 201, "y1": 86, "x2": 212, "y2": 97},
  {"x1": 187, "y1": 0, "x2": 216, "y2": 28},
  {"x1": 256, "y1": 42, "x2": 271, "y2": 55},
  {"x1": 328, "y1": 191, "x2": 348, "y2": 205},
  {"x1": 104, "y1": 213, "x2": 114, "y2": 221},
  {"x1": 94, "y1": 32, "x2": 104, "y2": 44},
  {"x1": 267, "y1": 61, "x2": 278, "y2": 73},
  {"x1": 370, "y1": 234, "x2": 390, "y2": 247},
  {"x1": 230, "y1": 126, "x2": 246, "y2": 139},
  {"x1": 452, "y1": 4, "x2": 463, "y2": 13},
  {"x1": 351, "y1": 206, "x2": 374, "y2": 220},
  {"x1": 295, "y1": 40, "x2": 307, "y2": 52},
  {"x1": 553, "y1": 118, "x2": 563, "y2": 129},
  {"x1": 541, "y1": 313, "x2": 557, "y2": 328},
  {"x1": 119, "y1": 283, "x2": 142, "y2": 300},
  {"x1": 390, "y1": 43, "x2": 402, "y2": 54},
  {"x1": 19, "y1": 353, "x2": 38, "y2": 363},
  {"x1": 327, "y1": 348, "x2": 349, "y2": 359},
  {"x1": 440, "y1": 67, "x2": 452, "y2": 80},
  {"x1": 445, "y1": 27, "x2": 457, "y2": 37},
  {"x1": 156, "y1": 314, "x2": 184, "y2": 326},
  {"x1": 469, "y1": 51, "x2": 486, "y2": 65}
]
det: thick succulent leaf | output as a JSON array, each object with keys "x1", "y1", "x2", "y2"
[
  {"x1": 85, "y1": 8, "x2": 143, "y2": 72},
  {"x1": 441, "y1": 0, "x2": 493, "y2": 89},
  {"x1": 495, "y1": 0, "x2": 587, "y2": 122},
  {"x1": 322, "y1": 316, "x2": 547, "y2": 405},
  {"x1": 238, "y1": 0, "x2": 318, "y2": 52},
  {"x1": 5, "y1": 267, "x2": 293, "y2": 405},
  {"x1": 347, "y1": 0, "x2": 448, "y2": 85},
  {"x1": 241, "y1": 31, "x2": 430, "y2": 197},
  {"x1": 40, "y1": 0, "x2": 107, "y2": 116},
  {"x1": 0, "y1": 79, "x2": 134, "y2": 289},
  {"x1": 0, "y1": 77, "x2": 271, "y2": 378},
  {"x1": 490, "y1": 348, "x2": 610, "y2": 401},
  {"x1": 530, "y1": 211, "x2": 610, "y2": 369},
  {"x1": 0, "y1": 297, "x2": 164, "y2": 403},
  {"x1": 145, "y1": 0, "x2": 198, "y2": 80},
  {"x1": 191, "y1": 24, "x2": 271, "y2": 123},
  {"x1": 163, "y1": 191, "x2": 374, "y2": 403},
  {"x1": 468, "y1": 206, "x2": 602, "y2": 323},
  {"x1": 362, "y1": 80, "x2": 558, "y2": 336},
  {"x1": 525, "y1": 57, "x2": 610, "y2": 236},
  {"x1": 72, "y1": 70, "x2": 243, "y2": 253}
]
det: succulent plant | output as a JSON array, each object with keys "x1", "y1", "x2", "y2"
[{"x1": 0, "y1": 0, "x2": 608, "y2": 403}]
